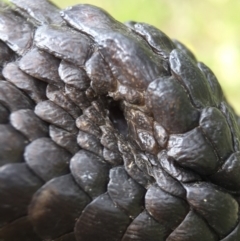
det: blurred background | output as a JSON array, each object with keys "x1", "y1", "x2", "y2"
[{"x1": 4, "y1": 0, "x2": 240, "y2": 114}]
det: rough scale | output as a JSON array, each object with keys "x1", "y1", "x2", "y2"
[{"x1": 0, "y1": 0, "x2": 240, "y2": 241}]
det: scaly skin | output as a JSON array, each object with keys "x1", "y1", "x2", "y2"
[{"x1": 0, "y1": 0, "x2": 240, "y2": 241}]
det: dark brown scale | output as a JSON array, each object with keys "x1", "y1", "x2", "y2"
[
  {"x1": 35, "y1": 100, "x2": 77, "y2": 133},
  {"x1": 221, "y1": 222, "x2": 240, "y2": 241},
  {"x1": 61, "y1": 4, "x2": 131, "y2": 38},
  {"x1": 210, "y1": 152, "x2": 240, "y2": 192},
  {"x1": 167, "y1": 127, "x2": 219, "y2": 175},
  {"x1": 86, "y1": 51, "x2": 116, "y2": 94},
  {"x1": 184, "y1": 182, "x2": 239, "y2": 238},
  {"x1": 49, "y1": 125, "x2": 80, "y2": 155},
  {"x1": 70, "y1": 150, "x2": 110, "y2": 199},
  {"x1": 109, "y1": 84, "x2": 145, "y2": 105},
  {"x1": 169, "y1": 49, "x2": 215, "y2": 108},
  {"x1": 74, "y1": 193, "x2": 131, "y2": 241},
  {"x1": 153, "y1": 122, "x2": 169, "y2": 148},
  {"x1": 198, "y1": 62, "x2": 224, "y2": 106},
  {"x1": 108, "y1": 166, "x2": 146, "y2": 218},
  {"x1": 220, "y1": 101, "x2": 240, "y2": 152},
  {"x1": 121, "y1": 210, "x2": 168, "y2": 241},
  {"x1": 10, "y1": 109, "x2": 49, "y2": 141},
  {"x1": 145, "y1": 184, "x2": 189, "y2": 231},
  {"x1": 0, "y1": 41, "x2": 16, "y2": 78},
  {"x1": 35, "y1": 25, "x2": 93, "y2": 66},
  {"x1": 0, "y1": 163, "x2": 43, "y2": 226},
  {"x1": 158, "y1": 151, "x2": 201, "y2": 183},
  {"x1": 64, "y1": 85, "x2": 91, "y2": 109},
  {"x1": 167, "y1": 211, "x2": 218, "y2": 241},
  {"x1": 3, "y1": 62, "x2": 47, "y2": 103},
  {"x1": 199, "y1": 107, "x2": 234, "y2": 160},
  {"x1": 62, "y1": 4, "x2": 169, "y2": 89},
  {"x1": 103, "y1": 148, "x2": 123, "y2": 166},
  {"x1": 0, "y1": 216, "x2": 42, "y2": 241},
  {"x1": 77, "y1": 130, "x2": 103, "y2": 156},
  {"x1": 85, "y1": 86, "x2": 97, "y2": 102},
  {"x1": 83, "y1": 105, "x2": 105, "y2": 126},
  {"x1": 128, "y1": 109, "x2": 153, "y2": 132},
  {"x1": 136, "y1": 130, "x2": 159, "y2": 154},
  {"x1": 0, "y1": 8, "x2": 34, "y2": 55},
  {"x1": 151, "y1": 164, "x2": 186, "y2": 198},
  {"x1": 100, "y1": 126, "x2": 119, "y2": 151},
  {"x1": 11, "y1": 0, "x2": 62, "y2": 25},
  {"x1": 46, "y1": 84, "x2": 82, "y2": 119},
  {"x1": 172, "y1": 39, "x2": 197, "y2": 63},
  {"x1": 24, "y1": 137, "x2": 71, "y2": 182},
  {"x1": 28, "y1": 174, "x2": 91, "y2": 240},
  {"x1": 19, "y1": 48, "x2": 62, "y2": 86},
  {"x1": 146, "y1": 75, "x2": 200, "y2": 134},
  {"x1": 117, "y1": 139, "x2": 154, "y2": 188},
  {"x1": 59, "y1": 61, "x2": 91, "y2": 91},
  {"x1": 133, "y1": 152, "x2": 154, "y2": 179},
  {"x1": 0, "y1": 81, "x2": 34, "y2": 111},
  {"x1": 98, "y1": 31, "x2": 168, "y2": 90},
  {"x1": 0, "y1": 1, "x2": 240, "y2": 241},
  {"x1": 126, "y1": 21, "x2": 176, "y2": 59},
  {"x1": 0, "y1": 124, "x2": 28, "y2": 166},
  {"x1": 76, "y1": 114, "x2": 102, "y2": 138}
]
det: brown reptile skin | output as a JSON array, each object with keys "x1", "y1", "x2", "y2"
[{"x1": 0, "y1": 0, "x2": 240, "y2": 241}]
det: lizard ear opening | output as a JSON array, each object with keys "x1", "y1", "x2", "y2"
[{"x1": 108, "y1": 99, "x2": 128, "y2": 138}]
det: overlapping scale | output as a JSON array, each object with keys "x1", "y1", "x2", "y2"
[
  {"x1": 0, "y1": 1, "x2": 240, "y2": 241},
  {"x1": 28, "y1": 174, "x2": 90, "y2": 239},
  {"x1": 10, "y1": 0, "x2": 62, "y2": 25}
]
